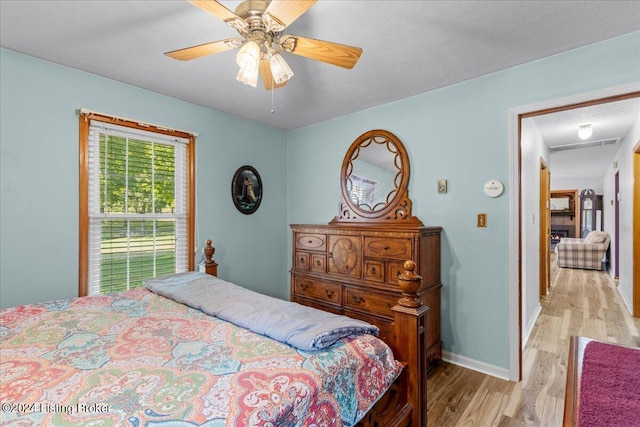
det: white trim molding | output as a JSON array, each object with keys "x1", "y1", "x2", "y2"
[
  {"x1": 442, "y1": 351, "x2": 511, "y2": 381},
  {"x1": 618, "y1": 286, "x2": 634, "y2": 315},
  {"x1": 522, "y1": 304, "x2": 542, "y2": 350}
]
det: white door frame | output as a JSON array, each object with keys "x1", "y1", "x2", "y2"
[{"x1": 507, "y1": 81, "x2": 640, "y2": 380}]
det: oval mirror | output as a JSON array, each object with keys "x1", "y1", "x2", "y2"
[
  {"x1": 346, "y1": 137, "x2": 401, "y2": 212},
  {"x1": 332, "y1": 129, "x2": 420, "y2": 224}
]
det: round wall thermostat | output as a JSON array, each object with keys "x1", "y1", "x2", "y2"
[{"x1": 484, "y1": 180, "x2": 504, "y2": 198}]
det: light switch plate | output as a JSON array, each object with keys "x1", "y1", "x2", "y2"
[
  {"x1": 477, "y1": 213, "x2": 487, "y2": 227},
  {"x1": 438, "y1": 179, "x2": 447, "y2": 194}
]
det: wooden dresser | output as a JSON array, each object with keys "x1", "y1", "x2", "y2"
[{"x1": 290, "y1": 223, "x2": 442, "y2": 368}]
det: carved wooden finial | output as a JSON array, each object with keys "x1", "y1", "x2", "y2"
[
  {"x1": 397, "y1": 260, "x2": 423, "y2": 308},
  {"x1": 203, "y1": 239, "x2": 215, "y2": 264}
]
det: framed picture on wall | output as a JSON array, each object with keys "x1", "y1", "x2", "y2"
[{"x1": 231, "y1": 165, "x2": 262, "y2": 214}]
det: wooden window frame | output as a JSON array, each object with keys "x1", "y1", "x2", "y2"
[{"x1": 79, "y1": 111, "x2": 195, "y2": 297}]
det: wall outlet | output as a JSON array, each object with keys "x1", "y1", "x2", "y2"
[{"x1": 477, "y1": 213, "x2": 487, "y2": 228}]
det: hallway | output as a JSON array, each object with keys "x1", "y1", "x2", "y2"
[{"x1": 427, "y1": 258, "x2": 640, "y2": 426}]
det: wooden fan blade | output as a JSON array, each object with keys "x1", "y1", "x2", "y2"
[
  {"x1": 189, "y1": 0, "x2": 241, "y2": 23},
  {"x1": 165, "y1": 39, "x2": 238, "y2": 61},
  {"x1": 288, "y1": 36, "x2": 362, "y2": 69},
  {"x1": 264, "y1": 0, "x2": 317, "y2": 28},
  {"x1": 259, "y1": 60, "x2": 287, "y2": 90}
]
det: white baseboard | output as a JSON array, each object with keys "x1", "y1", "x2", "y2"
[
  {"x1": 617, "y1": 286, "x2": 633, "y2": 315},
  {"x1": 442, "y1": 351, "x2": 512, "y2": 381},
  {"x1": 522, "y1": 304, "x2": 542, "y2": 350}
]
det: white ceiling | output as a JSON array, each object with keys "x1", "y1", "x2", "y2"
[{"x1": 1, "y1": 0, "x2": 639, "y2": 131}]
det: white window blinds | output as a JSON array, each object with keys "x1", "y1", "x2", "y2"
[{"x1": 87, "y1": 121, "x2": 189, "y2": 295}]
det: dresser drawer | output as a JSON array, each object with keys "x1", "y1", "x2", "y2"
[
  {"x1": 364, "y1": 237, "x2": 412, "y2": 260},
  {"x1": 295, "y1": 296, "x2": 343, "y2": 315},
  {"x1": 364, "y1": 259, "x2": 384, "y2": 282},
  {"x1": 295, "y1": 233, "x2": 327, "y2": 251},
  {"x1": 386, "y1": 261, "x2": 406, "y2": 285},
  {"x1": 328, "y1": 235, "x2": 362, "y2": 277},
  {"x1": 344, "y1": 309, "x2": 396, "y2": 347},
  {"x1": 310, "y1": 253, "x2": 326, "y2": 273},
  {"x1": 345, "y1": 288, "x2": 397, "y2": 318},
  {"x1": 294, "y1": 276, "x2": 342, "y2": 305},
  {"x1": 294, "y1": 251, "x2": 310, "y2": 270}
]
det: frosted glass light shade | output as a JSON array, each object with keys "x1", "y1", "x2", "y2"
[
  {"x1": 236, "y1": 63, "x2": 259, "y2": 87},
  {"x1": 269, "y1": 53, "x2": 294, "y2": 84},
  {"x1": 236, "y1": 40, "x2": 260, "y2": 66},
  {"x1": 236, "y1": 41, "x2": 260, "y2": 87}
]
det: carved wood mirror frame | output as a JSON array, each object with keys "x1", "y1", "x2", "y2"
[{"x1": 331, "y1": 129, "x2": 422, "y2": 226}]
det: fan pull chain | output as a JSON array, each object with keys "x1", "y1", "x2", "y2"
[{"x1": 271, "y1": 82, "x2": 275, "y2": 114}]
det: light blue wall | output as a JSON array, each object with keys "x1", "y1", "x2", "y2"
[
  {"x1": 0, "y1": 48, "x2": 288, "y2": 308},
  {"x1": 287, "y1": 32, "x2": 640, "y2": 369}
]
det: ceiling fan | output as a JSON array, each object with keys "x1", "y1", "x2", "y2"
[{"x1": 165, "y1": 0, "x2": 363, "y2": 90}]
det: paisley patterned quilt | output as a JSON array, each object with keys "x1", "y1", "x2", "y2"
[{"x1": 0, "y1": 288, "x2": 402, "y2": 426}]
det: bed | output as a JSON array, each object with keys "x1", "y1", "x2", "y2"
[
  {"x1": 0, "y1": 261, "x2": 428, "y2": 426},
  {"x1": 563, "y1": 336, "x2": 640, "y2": 426}
]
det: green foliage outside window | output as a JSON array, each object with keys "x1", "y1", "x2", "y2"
[
  {"x1": 99, "y1": 136, "x2": 176, "y2": 215},
  {"x1": 97, "y1": 134, "x2": 179, "y2": 293}
]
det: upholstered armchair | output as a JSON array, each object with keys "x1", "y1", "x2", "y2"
[{"x1": 556, "y1": 230, "x2": 610, "y2": 271}]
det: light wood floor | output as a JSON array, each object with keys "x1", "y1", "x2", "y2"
[{"x1": 427, "y1": 256, "x2": 640, "y2": 426}]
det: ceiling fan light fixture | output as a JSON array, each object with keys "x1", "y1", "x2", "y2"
[
  {"x1": 269, "y1": 53, "x2": 294, "y2": 84},
  {"x1": 236, "y1": 40, "x2": 260, "y2": 86},
  {"x1": 578, "y1": 124, "x2": 593, "y2": 140},
  {"x1": 167, "y1": 1, "x2": 362, "y2": 90}
]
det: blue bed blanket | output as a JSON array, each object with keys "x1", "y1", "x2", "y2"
[{"x1": 145, "y1": 272, "x2": 380, "y2": 351}]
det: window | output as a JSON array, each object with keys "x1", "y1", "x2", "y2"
[
  {"x1": 349, "y1": 174, "x2": 377, "y2": 206},
  {"x1": 79, "y1": 111, "x2": 195, "y2": 296}
]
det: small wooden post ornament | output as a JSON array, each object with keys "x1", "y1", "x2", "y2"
[
  {"x1": 397, "y1": 260, "x2": 423, "y2": 308},
  {"x1": 200, "y1": 239, "x2": 218, "y2": 277},
  {"x1": 203, "y1": 239, "x2": 216, "y2": 264}
]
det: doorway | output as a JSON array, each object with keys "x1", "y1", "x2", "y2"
[{"x1": 508, "y1": 83, "x2": 640, "y2": 380}]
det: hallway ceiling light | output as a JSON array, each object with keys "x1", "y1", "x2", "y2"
[{"x1": 578, "y1": 124, "x2": 593, "y2": 140}]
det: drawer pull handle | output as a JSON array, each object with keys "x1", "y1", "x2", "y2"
[
  {"x1": 383, "y1": 246, "x2": 389, "y2": 250},
  {"x1": 300, "y1": 283, "x2": 309, "y2": 291},
  {"x1": 351, "y1": 295, "x2": 365, "y2": 304},
  {"x1": 300, "y1": 257, "x2": 306, "y2": 264},
  {"x1": 308, "y1": 240, "x2": 313, "y2": 244},
  {"x1": 386, "y1": 302, "x2": 393, "y2": 309},
  {"x1": 316, "y1": 260, "x2": 322, "y2": 265},
  {"x1": 325, "y1": 290, "x2": 335, "y2": 298},
  {"x1": 371, "y1": 267, "x2": 376, "y2": 273}
]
